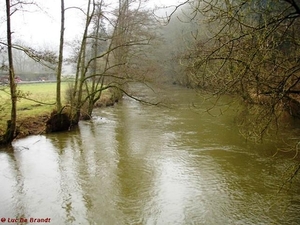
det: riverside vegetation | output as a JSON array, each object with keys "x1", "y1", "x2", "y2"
[{"x1": 0, "y1": 82, "x2": 115, "y2": 138}]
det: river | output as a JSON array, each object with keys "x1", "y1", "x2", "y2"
[{"x1": 0, "y1": 84, "x2": 300, "y2": 225}]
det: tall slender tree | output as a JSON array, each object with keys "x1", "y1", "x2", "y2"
[
  {"x1": 2, "y1": 0, "x2": 18, "y2": 144},
  {"x1": 56, "y1": 0, "x2": 65, "y2": 112},
  {"x1": 70, "y1": 0, "x2": 94, "y2": 123}
]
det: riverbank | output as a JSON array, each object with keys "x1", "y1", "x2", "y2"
[
  {"x1": 0, "y1": 82, "x2": 118, "y2": 140},
  {"x1": 16, "y1": 115, "x2": 49, "y2": 138},
  {"x1": 15, "y1": 96, "x2": 117, "y2": 139}
]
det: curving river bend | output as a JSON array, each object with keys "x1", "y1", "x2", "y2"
[{"x1": 1, "y1": 84, "x2": 300, "y2": 225}]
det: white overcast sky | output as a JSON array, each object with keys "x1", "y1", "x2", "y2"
[{"x1": 0, "y1": 0, "x2": 186, "y2": 51}]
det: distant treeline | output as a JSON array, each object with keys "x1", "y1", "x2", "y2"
[{"x1": 0, "y1": 72, "x2": 56, "y2": 81}]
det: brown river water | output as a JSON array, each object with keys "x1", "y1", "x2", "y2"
[{"x1": 0, "y1": 84, "x2": 300, "y2": 224}]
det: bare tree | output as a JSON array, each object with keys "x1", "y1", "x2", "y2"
[
  {"x1": 69, "y1": 0, "x2": 95, "y2": 123},
  {"x1": 63, "y1": 0, "x2": 158, "y2": 122},
  {"x1": 56, "y1": 0, "x2": 65, "y2": 111},
  {"x1": 1, "y1": 0, "x2": 18, "y2": 144},
  {"x1": 84, "y1": 0, "x2": 107, "y2": 118}
]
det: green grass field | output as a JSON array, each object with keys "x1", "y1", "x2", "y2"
[{"x1": 0, "y1": 82, "x2": 69, "y2": 132}]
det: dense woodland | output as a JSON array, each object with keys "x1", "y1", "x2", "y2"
[{"x1": 0, "y1": 0, "x2": 300, "y2": 152}]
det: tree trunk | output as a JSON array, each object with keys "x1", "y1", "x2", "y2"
[
  {"x1": 3, "y1": 0, "x2": 17, "y2": 144},
  {"x1": 56, "y1": 0, "x2": 65, "y2": 111},
  {"x1": 71, "y1": 0, "x2": 93, "y2": 123}
]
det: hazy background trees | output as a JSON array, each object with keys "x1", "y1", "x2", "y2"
[{"x1": 156, "y1": 0, "x2": 300, "y2": 142}]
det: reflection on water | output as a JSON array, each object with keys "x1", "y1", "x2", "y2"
[{"x1": 1, "y1": 84, "x2": 300, "y2": 225}]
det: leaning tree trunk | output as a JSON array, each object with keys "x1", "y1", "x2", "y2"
[{"x1": 71, "y1": 0, "x2": 93, "y2": 123}]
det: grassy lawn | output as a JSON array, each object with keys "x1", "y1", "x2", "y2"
[{"x1": 0, "y1": 82, "x2": 69, "y2": 133}]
